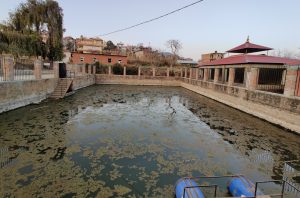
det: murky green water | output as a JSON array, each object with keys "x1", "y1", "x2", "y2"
[{"x1": 0, "y1": 85, "x2": 299, "y2": 197}]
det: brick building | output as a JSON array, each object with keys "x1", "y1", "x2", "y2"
[{"x1": 71, "y1": 52, "x2": 127, "y2": 65}]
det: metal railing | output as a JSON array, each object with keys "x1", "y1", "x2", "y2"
[
  {"x1": 42, "y1": 63, "x2": 54, "y2": 79},
  {"x1": 178, "y1": 175, "x2": 300, "y2": 198},
  {"x1": 14, "y1": 61, "x2": 35, "y2": 81},
  {"x1": 257, "y1": 67, "x2": 287, "y2": 94}
]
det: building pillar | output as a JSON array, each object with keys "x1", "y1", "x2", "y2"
[
  {"x1": 123, "y1": 66, "x2": 126, "y2": 76},
  {"x1": 3, "y1": 55, "x2": 14, "y2": 81},
  {"x1": 195, "y1": 68, "x2": 199, "y2": 80},
  {"x1": 167, "y1": 68, "x2": 170, "y2": 77},
  {"x1": 138, "y1": 66, "x2": 141, "y2": 77},
  {"x1": 180, "y1": 68, "x2": 183, "y2": 77},
  {"x1": 108, "y1": 65, "x2": 112, "y2": 75},
  {"x1": 284, "y1": 66, "x2": 299, "y2": 96},
  {"x1": 184, "y1": 67, "x2": 187, "y2": 78},
  {"x1": 245, "y1": 67, "x2": 259, "y2": 90},
  {"x1": 152, "y1": 67, "x2": 156, "y2": 77},
  {"x1": 228, "y1": 67, "x2": 235, "y2": 86},
  {"x1": 53, "y1": 61, "x2": 59, "y2": 78},
  {"x1": 214, "y1": 68, "x2": 220, "y2": 83},
  {"x1": 189, "y1": 68, "x2": 192, "y2": 80},
  {"x1": 203, "y1": 68, "x2": 209, "y2": 81},
  {"x1": 221, "y1": 66, "x2": 226, "y2": 83},
  {"x1": 34, "y1": 59, "x2": 42, "y2": 80}
]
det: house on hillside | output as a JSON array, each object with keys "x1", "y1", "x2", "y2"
[
  {"x1": 76, "y1": 37, "x2": 106, "y2": 54},
  {"x1": 71, "y1": 52, "x2": 127, "y2": 65}
]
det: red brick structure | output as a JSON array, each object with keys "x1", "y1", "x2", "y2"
[{"x1": 71, "y1": 52, "x2": 128, "y2": 65}]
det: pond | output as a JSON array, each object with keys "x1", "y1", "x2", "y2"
[{"x1": 0, "y1": 85, "x2": 299, "y2": 197}]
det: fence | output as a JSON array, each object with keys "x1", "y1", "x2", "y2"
[
  {"x1": 0, "y1": 57, "x2": 3, "y2": 82},
  {"x1": 257, "y1": 66, "x2": 286, "y2": 94},
  {"x1": 14, "y1": 59, "x2": 35, "y2": 81},
  {"x1": 42, "y1": 62, "x2": 54, "y2": 79}
]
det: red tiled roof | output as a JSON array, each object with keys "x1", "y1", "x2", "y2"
[
  {"x1": 227, "y1": 41, "x2": 273, "y2": 53},
  {"x1": 200, "y1": 54, "x2": 300, "y2": 66}
]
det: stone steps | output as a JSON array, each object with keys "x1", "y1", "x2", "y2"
[{"x1": 50, "y1": 78, "x2": 73, "y2": 99}]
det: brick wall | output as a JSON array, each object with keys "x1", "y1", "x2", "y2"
[{"x1": 71, "y1": 53, "x2": 128, "y2": 65}]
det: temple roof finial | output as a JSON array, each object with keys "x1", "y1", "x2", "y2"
[{"x1": 246, "y1": 36, "x2": 250, "y2": 43}]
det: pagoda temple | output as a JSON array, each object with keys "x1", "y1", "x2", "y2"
[{"x1": 196, "y1": 38, "x2": 300, "y2": 94}]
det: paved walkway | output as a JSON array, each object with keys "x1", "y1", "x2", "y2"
[{"x1": 181, "y1": 82, "x2": 300, "y2": 134}]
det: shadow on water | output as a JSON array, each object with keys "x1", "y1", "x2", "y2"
[{"x1": 0, "y1": 85, "x2": 299, "y2": 197}]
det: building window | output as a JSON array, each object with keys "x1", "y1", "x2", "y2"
[
  {"x1": 80, "y1": 57, "x2": 84, "y2": 62},
  {"x1": 118, "y1": 59, "x2": 122, "y2": 64},
  {"x1": 108, "y1": 58, "x2": 112, "y2": 63}
]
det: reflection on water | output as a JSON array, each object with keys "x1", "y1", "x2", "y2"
[{"x1": 0, "y1": 85, "x2": 299, "y2": 197}]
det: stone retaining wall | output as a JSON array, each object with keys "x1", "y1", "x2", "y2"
[
  {"x1": 0, "y1": 78, "x2": 58, "y2": 113},
  {"x1": 72, "y1": 75, "x2": 95, "y2": 90},
  {"x1": 95, "y1": 74, "x2": 181, "y2": 86}
]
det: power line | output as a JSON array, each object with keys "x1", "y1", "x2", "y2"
[{"x1": 99, "y1": 0, "x2": 204, "y2": 37}]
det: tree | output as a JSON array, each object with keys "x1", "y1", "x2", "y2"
[
  {"x1": 0, "y1": 0, "x2": 64, "y2": 61},
  {"x1": 104, "y1": 40, "x2": 117, "y2": 51},
  {"x1": 165, "y1": 39, "x2": 182, "y2": 67}
]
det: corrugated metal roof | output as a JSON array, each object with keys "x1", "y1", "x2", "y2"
[
  {"x1": 200, "y1": 54, "x2": 299, "y2": 66},
  {"x1": 227, "y1": 41, "x2": 273, "y2": 53}
]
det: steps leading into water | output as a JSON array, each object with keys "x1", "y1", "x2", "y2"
[{"x1": 50, "y1": 78, "x2": 73, "y2": 99}]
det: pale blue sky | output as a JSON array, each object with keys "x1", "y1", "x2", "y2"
[{"x1": 1, "y1": 0, "x2": 300, "y2": 60}]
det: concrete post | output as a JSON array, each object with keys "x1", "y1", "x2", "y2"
[
  {"x1": 92, "y1": 65, "x2": 96, "y2": 74},
  {"x1": 203, "y1": 68, "x2": 209, "y2": 81},
  {"x1": 152, "y1": 67, "x2": 156, "y2": 77},
  {"x1": 88, "y1": 65, "x2": 92, "y2": 74},
  {"x1": 76, "y1": 64, "x2": 81, "y2": 75},
  {"x1": 195, "y1": 68, "x2": 199, "y2": 80},
  {"x1": 167, "y1": 68, "x2": 170, "y2": 77},
  {"x1": 184, "y1": 67, "x2": 187, "y2": 78},
  {"x1": 53, "y1": 61, "x2": 59, "y2": 78},
  {"x1": 3, "y1": 55, "x2": 14, "y2": 81},
  {"x1": 228, "y1": 67, "x2": 235, "y2": 86},
  {"x1": 108, "y1": 65, "x2": 112, "y2": 75},
  {"x1": 138, "y1": 66, "x2": 141, "y2": 77},
  {"x1": 221, "y1": 66, "x2": 226, "y2": 83},
  {"x1": 245, "y1": 67, "x2": 259, "y2": 90},
  {"x1": 34, "y1": 59, "x2": 42, "y2": 80},
  {"x1": 214, "y1": 68, "x2": 220, "y2": 83},
  {"x1": 284, "y1": 66, "x2": 299, "y2": 96},
  {"x1": 123, "y1": 66, "x2": 126, "y2": 76}
]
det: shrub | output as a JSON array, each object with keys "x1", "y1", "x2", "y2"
[
  {"x1": 126, "y1": 66, "x2": 138, "y2": 75},
  {"x1": 112, "y1": 63, "x2": 123, "y2": 75},
  {"x1": 94, "y1": 62, "x2": 108, "y2": 74}
]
